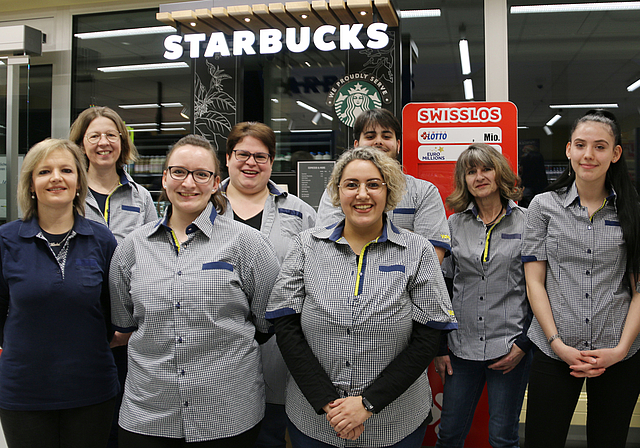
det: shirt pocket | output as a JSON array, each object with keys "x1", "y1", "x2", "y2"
[
  {"x1": 75, "y1": 258, "x2": 104, "y2": 287},
  {"x1": 278, "y1": 208, "x2": 304, "y2": 240}
]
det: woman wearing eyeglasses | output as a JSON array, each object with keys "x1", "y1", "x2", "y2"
[
  {"x1": 221, "y1": 122, "x2": 316, "y2": 448},
  {"x1": 70, "y1": 107, "x2": 158, "y2": 447},
  {"x1": 110, "y1": 134, "x2": 280, "y2": 447},
  {"x1": 267, "y1": 147, "x2": 456, "y2": 448},
  {"x1": 69, "y1": 107, "x2": 158, "y2": 244}
]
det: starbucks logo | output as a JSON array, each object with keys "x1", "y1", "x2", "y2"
[
  {"x1": 333, "y1": 81, "x2": 382, "y2": 127},
  {"x1": 326, "y1": 74, "x2": 390, "y2": 128}
]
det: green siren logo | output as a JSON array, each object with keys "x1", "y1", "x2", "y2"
[{"x1": 327, "y1": 74, "x2": 390, "y2": 127}]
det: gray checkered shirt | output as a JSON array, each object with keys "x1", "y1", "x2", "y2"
[
  {"x1": 522, "y1": 183, "x2": 640, "y2": 361},
  {"x1": 443, "y1": 200, "x2": 530, "y2": 360},
  {"x1": 266, "y1": 216, "x2": 456, "y2": 447},
  {"x1": 110, "y1": 202, "x2": 280, "y2": 442}
]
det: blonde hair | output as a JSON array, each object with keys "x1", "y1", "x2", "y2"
[
  {"x1": 327, "y1": 146, "x2": 406, "y2": 212},
  {"x1": 19, "y1": 139, "x2": 88, "y2": 220},
  {"x1": 446, "y1": 143, "x2": 522, "y2": 213},
  {"x1": 69, "y1": 106, "x2": 139, "y2": 169}
]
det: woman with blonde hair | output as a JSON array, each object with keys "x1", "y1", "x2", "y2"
[
  {"x1": 267, "y1": 146, "x2": 456, "y2": 447},
  {"x1": 435, "y1": 143, "x2": 532, "y2": 448},
  {"x1": 0, "y1": 139, "x2": 119, "y2": 448}
]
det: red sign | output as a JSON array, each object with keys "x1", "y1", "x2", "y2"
[
  {"x1": 402, "y1": 102, "x2": 518, "y2": 447},
  {"x1": 402, "y1": 101, "x2": 518, "y2": 212}
]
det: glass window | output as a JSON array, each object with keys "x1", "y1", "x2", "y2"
[
  {"x1": 399, "y1": 0, "x2": 485, "y2": 103},
  {"x1": 73, "y1": 8, "x2": 192, "y2": 196},
  {"x1": 508, "y1": 1, "x2": 640, "y2": 188}
]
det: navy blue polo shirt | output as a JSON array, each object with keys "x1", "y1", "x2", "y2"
[{"x1": 0, "y1": 214, "x2": 119, "y2": 410}]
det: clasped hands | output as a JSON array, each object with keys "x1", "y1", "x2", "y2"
[
  {"x1": 323, "y1": 396, "x2": 373, "y2": 440},
  {"x1": 553, "y1": 340, "x2": 625, "y2": 378}
]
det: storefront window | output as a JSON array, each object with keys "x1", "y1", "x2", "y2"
[
  {"x1": 73, "y1": 8, "x2": 191, "y2": 197},
  {"x1": 508, "y1": 0, "x2": 640, "y2": 188},
  {"x1": 399, "y1": 0, "x2": 485, "y2": 104}
]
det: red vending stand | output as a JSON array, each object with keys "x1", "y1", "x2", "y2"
[{"x1": 402, "y1": 102, "x2": 518, "y2": 448}]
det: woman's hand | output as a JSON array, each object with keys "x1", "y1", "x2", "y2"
[
  {"x1": 434, "y1": 355, "x2": 452, "y2": 385},
  {"x1": 110, "y1": 331, "x2": 132, "y2": 348},
  {"x1": 570, "y1": 347, "x2": 625, "y2": 377},
  {"x1": 488, "y1": 344, "x2": 525, "y2": 374},
  {"x1": 325, "y1": 396, "x2": 372, "y2": 439},
  {"x1": 552, "y1": 340, "x2": 604, "y2": 377}
]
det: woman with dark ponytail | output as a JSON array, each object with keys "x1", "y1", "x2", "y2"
[{"x1": 522, "y1": 110, "x2": 640, "y2": 448}]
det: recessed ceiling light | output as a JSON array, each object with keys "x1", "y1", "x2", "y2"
[
  {"x1": 549, "y1": 103, "x2": 618, "y2": 109},
  {"x1": 98, "y1": 62, "x2": 189, "y2": 73},
  {"x1": 511, "y1": 2, "x2": 640, "y2": 14},
  {"x1": 74, "y1": 26, "x2": 175, "y2": 39},
  {"x1": 399, "y1": 9, "x2": 441, "y2": 18},
  {"x1": 546, "y1": 114, "x2": 562, "y2": 126}
]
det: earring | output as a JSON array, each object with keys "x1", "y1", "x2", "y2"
[
  {"x1": 163, "y1": 185, "x2": 167, "y2": 189},
  {"x1": 31, "y1": 192, "x2": 35, "y2": 199},
  {"x1": 76, "y1": 192, "x2": 80, "y2": 197}
]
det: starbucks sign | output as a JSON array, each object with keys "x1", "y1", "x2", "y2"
[{"x1": 327, "y1": 74, "x2": 391, "y2": 127}]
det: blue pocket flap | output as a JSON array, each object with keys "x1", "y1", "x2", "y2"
[
  {"x1": 379, "y1": 265, "x2": 405, "y2": 273},
  {"x1": 202, "y1": 261, "x2": 234, "y2": 272}
]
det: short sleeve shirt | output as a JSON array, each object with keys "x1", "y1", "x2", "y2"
[
  {"x1": 110, "y1": 202, "x2": 280, "y2": 442},
  {"x1": 445, "y1": 200, "x2": 529, "y2": 361},
  {"x1": 267, "y1": 216, "x2": 456, "y2": 447},
  {"x1": 522, "y1": 183, "x2": 640, "y2": 360}
]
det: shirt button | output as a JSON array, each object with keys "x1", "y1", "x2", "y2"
[
  {"x1": 359, "y1": 272, "x2": 363, "y2": 276},
  {"x1": 479, "y1": 296, "x2": 484, "y2": 301},
  {"x1": 478, "y1": 316, "x2": 483, "y2": 321},
  {"x1": 585, "y1": 318, "x2": 590, "y2": 323},
  {"x1": 181, "y1": 369, "x2": 185, "y2": 375},
  {"x1": 347, "y1": 329, "x2": 351, "y2": 335},
  {"x1": 346, "y1": 361, "x2": 351, "y2": 367},
  {"x1": 479, "y1": 337, "x2": 484, "y2": 341},
  {"x1": 177, "y1": 271, "x2": 183, "y2": 276},
  {"x1": 176, "y1": 302, "x2": 181, "y2": 309},
  {"x1": 178, "y1": 337, "x2": 183, "y2": 343},
  {"x1": 481, "y1": 276, "x2": 485, "y2": 281},
  {"x1": 587, "y1": 225, "x2": 592, "y2": 230},
  {"x1": 585, "y1": 293, "x2": 589, "y2": 298},
  {"x1": 587, "y1": 249, "x2": 592, "y2": 254},
  {"x1": 184, "y1": 401, "x2": 189, "y2": 407},
  {"x1": 586, "y1": 270, "x2": 590, "y2": 275}
]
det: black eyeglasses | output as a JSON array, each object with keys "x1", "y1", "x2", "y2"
[
  {"x1": 232, "y1": 150, "x2": 271, "y2": 164},
  {"x1": 167, "y1": 166, "x2": 215, "y2": 184}
]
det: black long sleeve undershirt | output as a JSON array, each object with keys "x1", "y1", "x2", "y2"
[{"x1": 273, "y1": 313, "x2": 441, "y2": 415}]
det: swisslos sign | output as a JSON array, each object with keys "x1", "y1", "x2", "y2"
[{"x1": 163, "y1": 23, "x2": 389, "y2": 59}]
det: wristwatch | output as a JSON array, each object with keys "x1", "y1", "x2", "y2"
[{"x1": 362, "y1": 396, "x2": 375, "y2": 413}]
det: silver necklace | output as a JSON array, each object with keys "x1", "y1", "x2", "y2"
[{"x1": 46, "y1": 229, "x2": 73, "y2": 247}]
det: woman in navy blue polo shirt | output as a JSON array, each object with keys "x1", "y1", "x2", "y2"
[{"x1": 0, "y1": 139, "x2": 119, "y2": 448}]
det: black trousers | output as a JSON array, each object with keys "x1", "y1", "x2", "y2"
[
  {"x1": 0, "y1": 396, "x2": 116, "y2": 448},
  {"x1": 524, "y1": 348, "x2": 640, "y2": 448}
]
